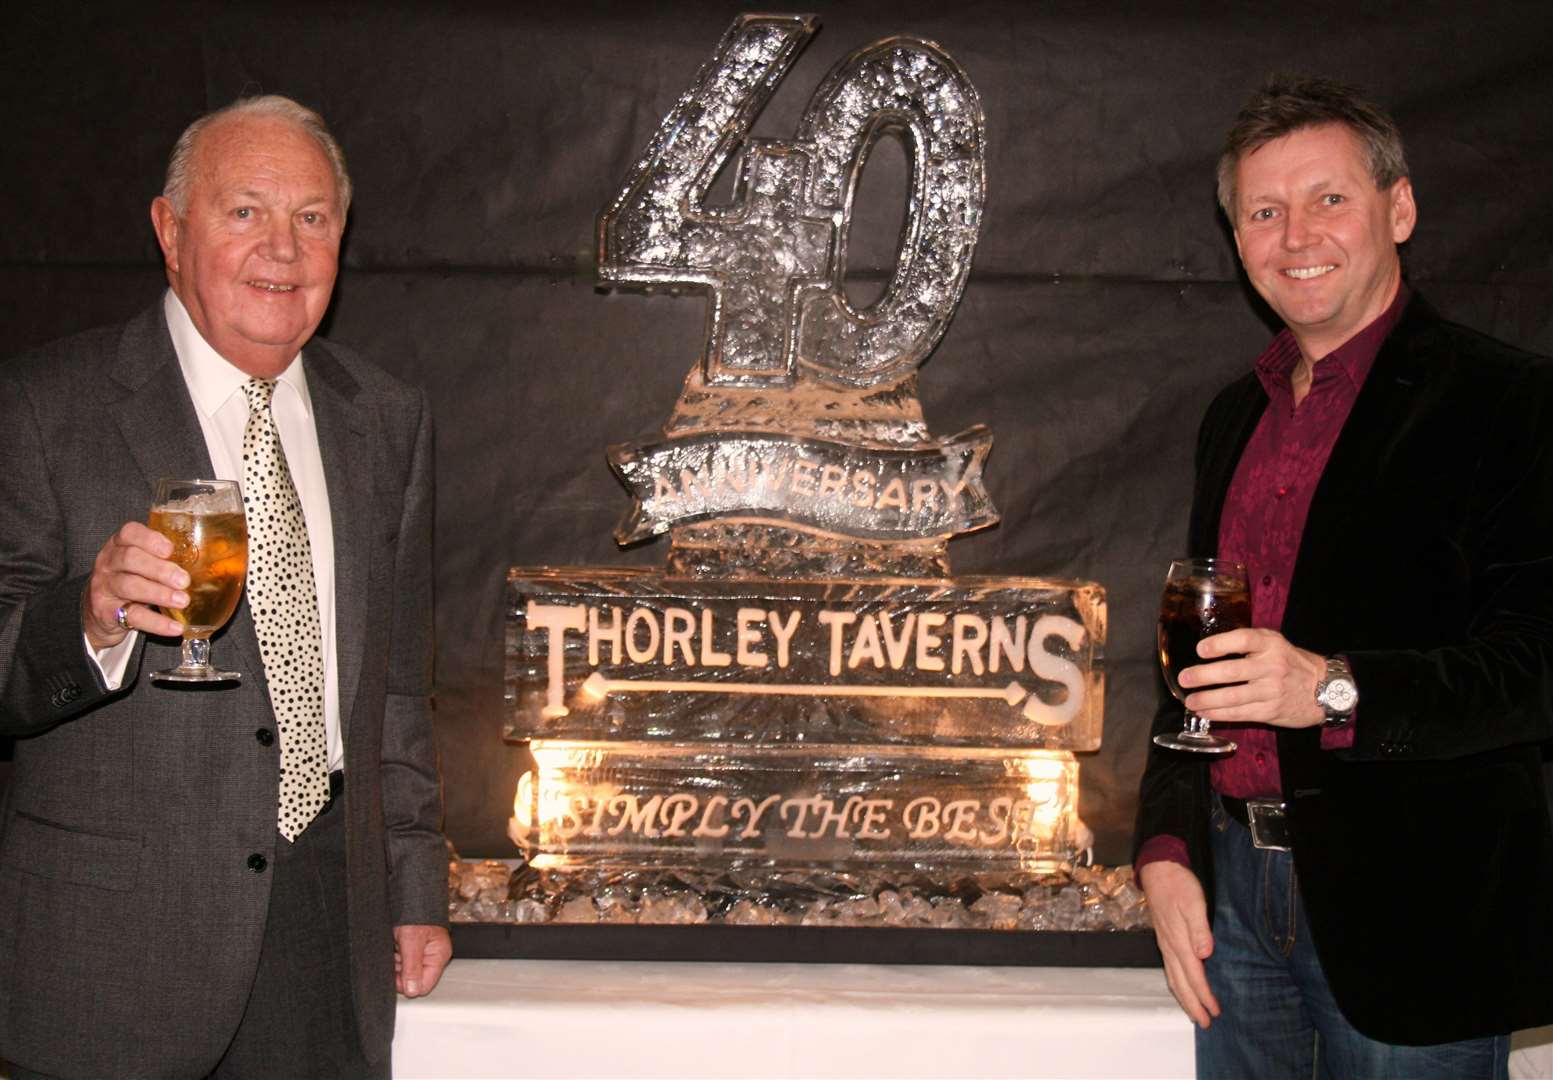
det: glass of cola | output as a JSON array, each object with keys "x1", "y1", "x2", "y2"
[{"x1": 1154, "y1": 557, "x2": 1250, "y2": 754}]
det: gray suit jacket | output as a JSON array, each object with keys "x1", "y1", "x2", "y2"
[{"x1": 0, "y1": 303, "x2": 447, "y2": 1076}]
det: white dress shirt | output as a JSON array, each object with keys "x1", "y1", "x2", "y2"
[{"x1": 91, "y1": 291, "x2": 344, "y2": 772}]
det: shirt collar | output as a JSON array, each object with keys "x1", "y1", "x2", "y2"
[
  {"x1": 1254, "y1": 284, "x2": 1411, "y2": 399},
  {"x1": 163, "y1": 289, "x2": 313, "y2": 420}
]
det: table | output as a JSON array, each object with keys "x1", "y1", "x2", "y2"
[
  {"x1": 394, "y1": 959, "x2": 1553, "y2": 1079},
  {"x1": 393, "y1": 959, "x2": 1194, "y2": 1078}
]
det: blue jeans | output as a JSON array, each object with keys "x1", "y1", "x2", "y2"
[{"x1": 1196, "y1": 798, "x2": 1509, "y2": 1079}]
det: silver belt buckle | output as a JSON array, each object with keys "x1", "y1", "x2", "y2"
[{"x1": 1245, "y1": 799, "x2": 1291, "y2": 852}]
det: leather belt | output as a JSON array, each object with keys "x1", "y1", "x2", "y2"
[{"x1": 1219, "y1": 793, "x2": 1291, "y2": 852}]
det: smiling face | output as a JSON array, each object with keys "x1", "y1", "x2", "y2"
[
  {"x1": 152, "y1": 114, "x2": 343, "y2": 378},
  {"x1": 1232, "y1": 122, "x2": 1416, "y2": 361}
]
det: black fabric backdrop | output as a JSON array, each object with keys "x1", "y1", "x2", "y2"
[{"x1": 3, "y1": 0, "x2": 1550, "y2": 864}]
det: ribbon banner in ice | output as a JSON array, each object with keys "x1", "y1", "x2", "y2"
[{"x1": 609, "y1": 427, "x2": 996, "y2": 543}]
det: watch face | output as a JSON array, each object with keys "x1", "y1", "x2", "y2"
[{"x1": 1323, "y1": 679, "x2": 1358, "y2": 713}]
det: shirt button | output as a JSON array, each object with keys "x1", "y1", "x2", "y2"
[
  {"x1": 1276, "y1": 486, "x2": 1289, "y2": 498},
  {"x1": 247, "y1": 853, "x2": 267, "y2": 874},
  {"x1": 255, "y1": 728, "x2": 275, "y2": 747},
  {"x1": 1255, "y1": 753, "x2": 1266, "y2": 765},
  {"x1": 1262, "y1": 575, "x2": 1273, "y2": 587}
]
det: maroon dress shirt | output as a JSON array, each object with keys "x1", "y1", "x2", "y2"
[{"x1": 1138, "y1": 287, "x2": 1409, "y2": 872}]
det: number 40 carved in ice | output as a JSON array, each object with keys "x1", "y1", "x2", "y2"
[{"x1": 597, "y1": 15, "x2": 986, "y2": 390}]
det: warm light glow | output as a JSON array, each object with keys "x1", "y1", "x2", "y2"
[
  {"x1": 531, "y1": 740, "x2": 608, "y2": 774},
  {"x1": 1014, "y1": 751, "x2": 1077, "y2": 868},
  {"x1": 514, "y1": 770, "x2": 535, "y2": 830},
  {"x1": 511, "y1": 742, "x2": 619, "y2": 856}
]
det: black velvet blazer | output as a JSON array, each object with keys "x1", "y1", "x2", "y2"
[{"x1": 1135, "y1": 295, "x2": 1553, "y2": 1045}]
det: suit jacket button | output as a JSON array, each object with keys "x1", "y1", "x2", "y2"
[
  {"x1": 247, "y1": 853, "x2": 267, "y2": 873},
  {"x1": 255, "y1": 728, "x2": 274, "y2": 747}
]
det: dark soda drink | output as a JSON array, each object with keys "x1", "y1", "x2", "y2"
[{"x1": 1157, "y1": 580, "x2": 1252, "y2": 701}]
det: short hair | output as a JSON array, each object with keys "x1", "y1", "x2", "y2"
[
  {"x1": 1216, "y1": 75, "x2": 1408, "y2": 219},
  {"x1": 162, "y1": 94, "x2": 352, "y2": 216}
]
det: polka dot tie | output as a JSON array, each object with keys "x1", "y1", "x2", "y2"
[{"x1": 242, "y1": 378, "x2": 330, "y2": 842}]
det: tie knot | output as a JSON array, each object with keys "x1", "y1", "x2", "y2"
[{"x1": 243, "y1": 378, "x2": 278, "y2": 412}]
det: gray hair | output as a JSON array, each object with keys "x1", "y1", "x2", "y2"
[
  {"x1": 162, "y1": 94, "x2": 352, "y2": 216},
  {"x1": 1216, "y1": 75, "x2": 1408, "y2": 219}
]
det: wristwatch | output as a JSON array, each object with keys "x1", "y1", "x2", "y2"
[{"x1": 1315, "y1": 655, "x2": 1358, "y2": 725}]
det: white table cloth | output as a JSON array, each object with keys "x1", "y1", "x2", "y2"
[
  {"x1": 393, "y1": 958, "x2": 1192, "y2": 1078},
  {"x1": 394, "y1": 958, "x2": 1553, "y2": 1079}
]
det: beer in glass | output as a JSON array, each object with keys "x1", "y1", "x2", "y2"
[{"x1": 149, "y1": 478, "x2": 247, "y2": 683}]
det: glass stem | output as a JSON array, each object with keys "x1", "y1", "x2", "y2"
[
  {"x1": 1185, "y1": 712, "x2": 1212, "y2": 737},
  {"x1": 182, "y1": 636, "x2": 211, "y2": 671}
]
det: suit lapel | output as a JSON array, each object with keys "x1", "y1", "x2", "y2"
[
  {"x1": 1287, "y1": 297, "x2": 1434, "y2": 618},
  {"x1": 107, "y1": 306, "x2": 212, "y2": 489},
  {"x1": 106, "y1": 304, "x2": 266, "y2": 678},
  {"x1": 306, "y1": 341, "x2": 371, "y2": 749}
]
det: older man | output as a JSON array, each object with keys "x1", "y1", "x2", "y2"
[
  {"x1": 0, "y1": 96, "x2": 449, "y2": 1078},
  {"x1": 1135, "y1": 76, "x2": 1553, "y2": 1077}
]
